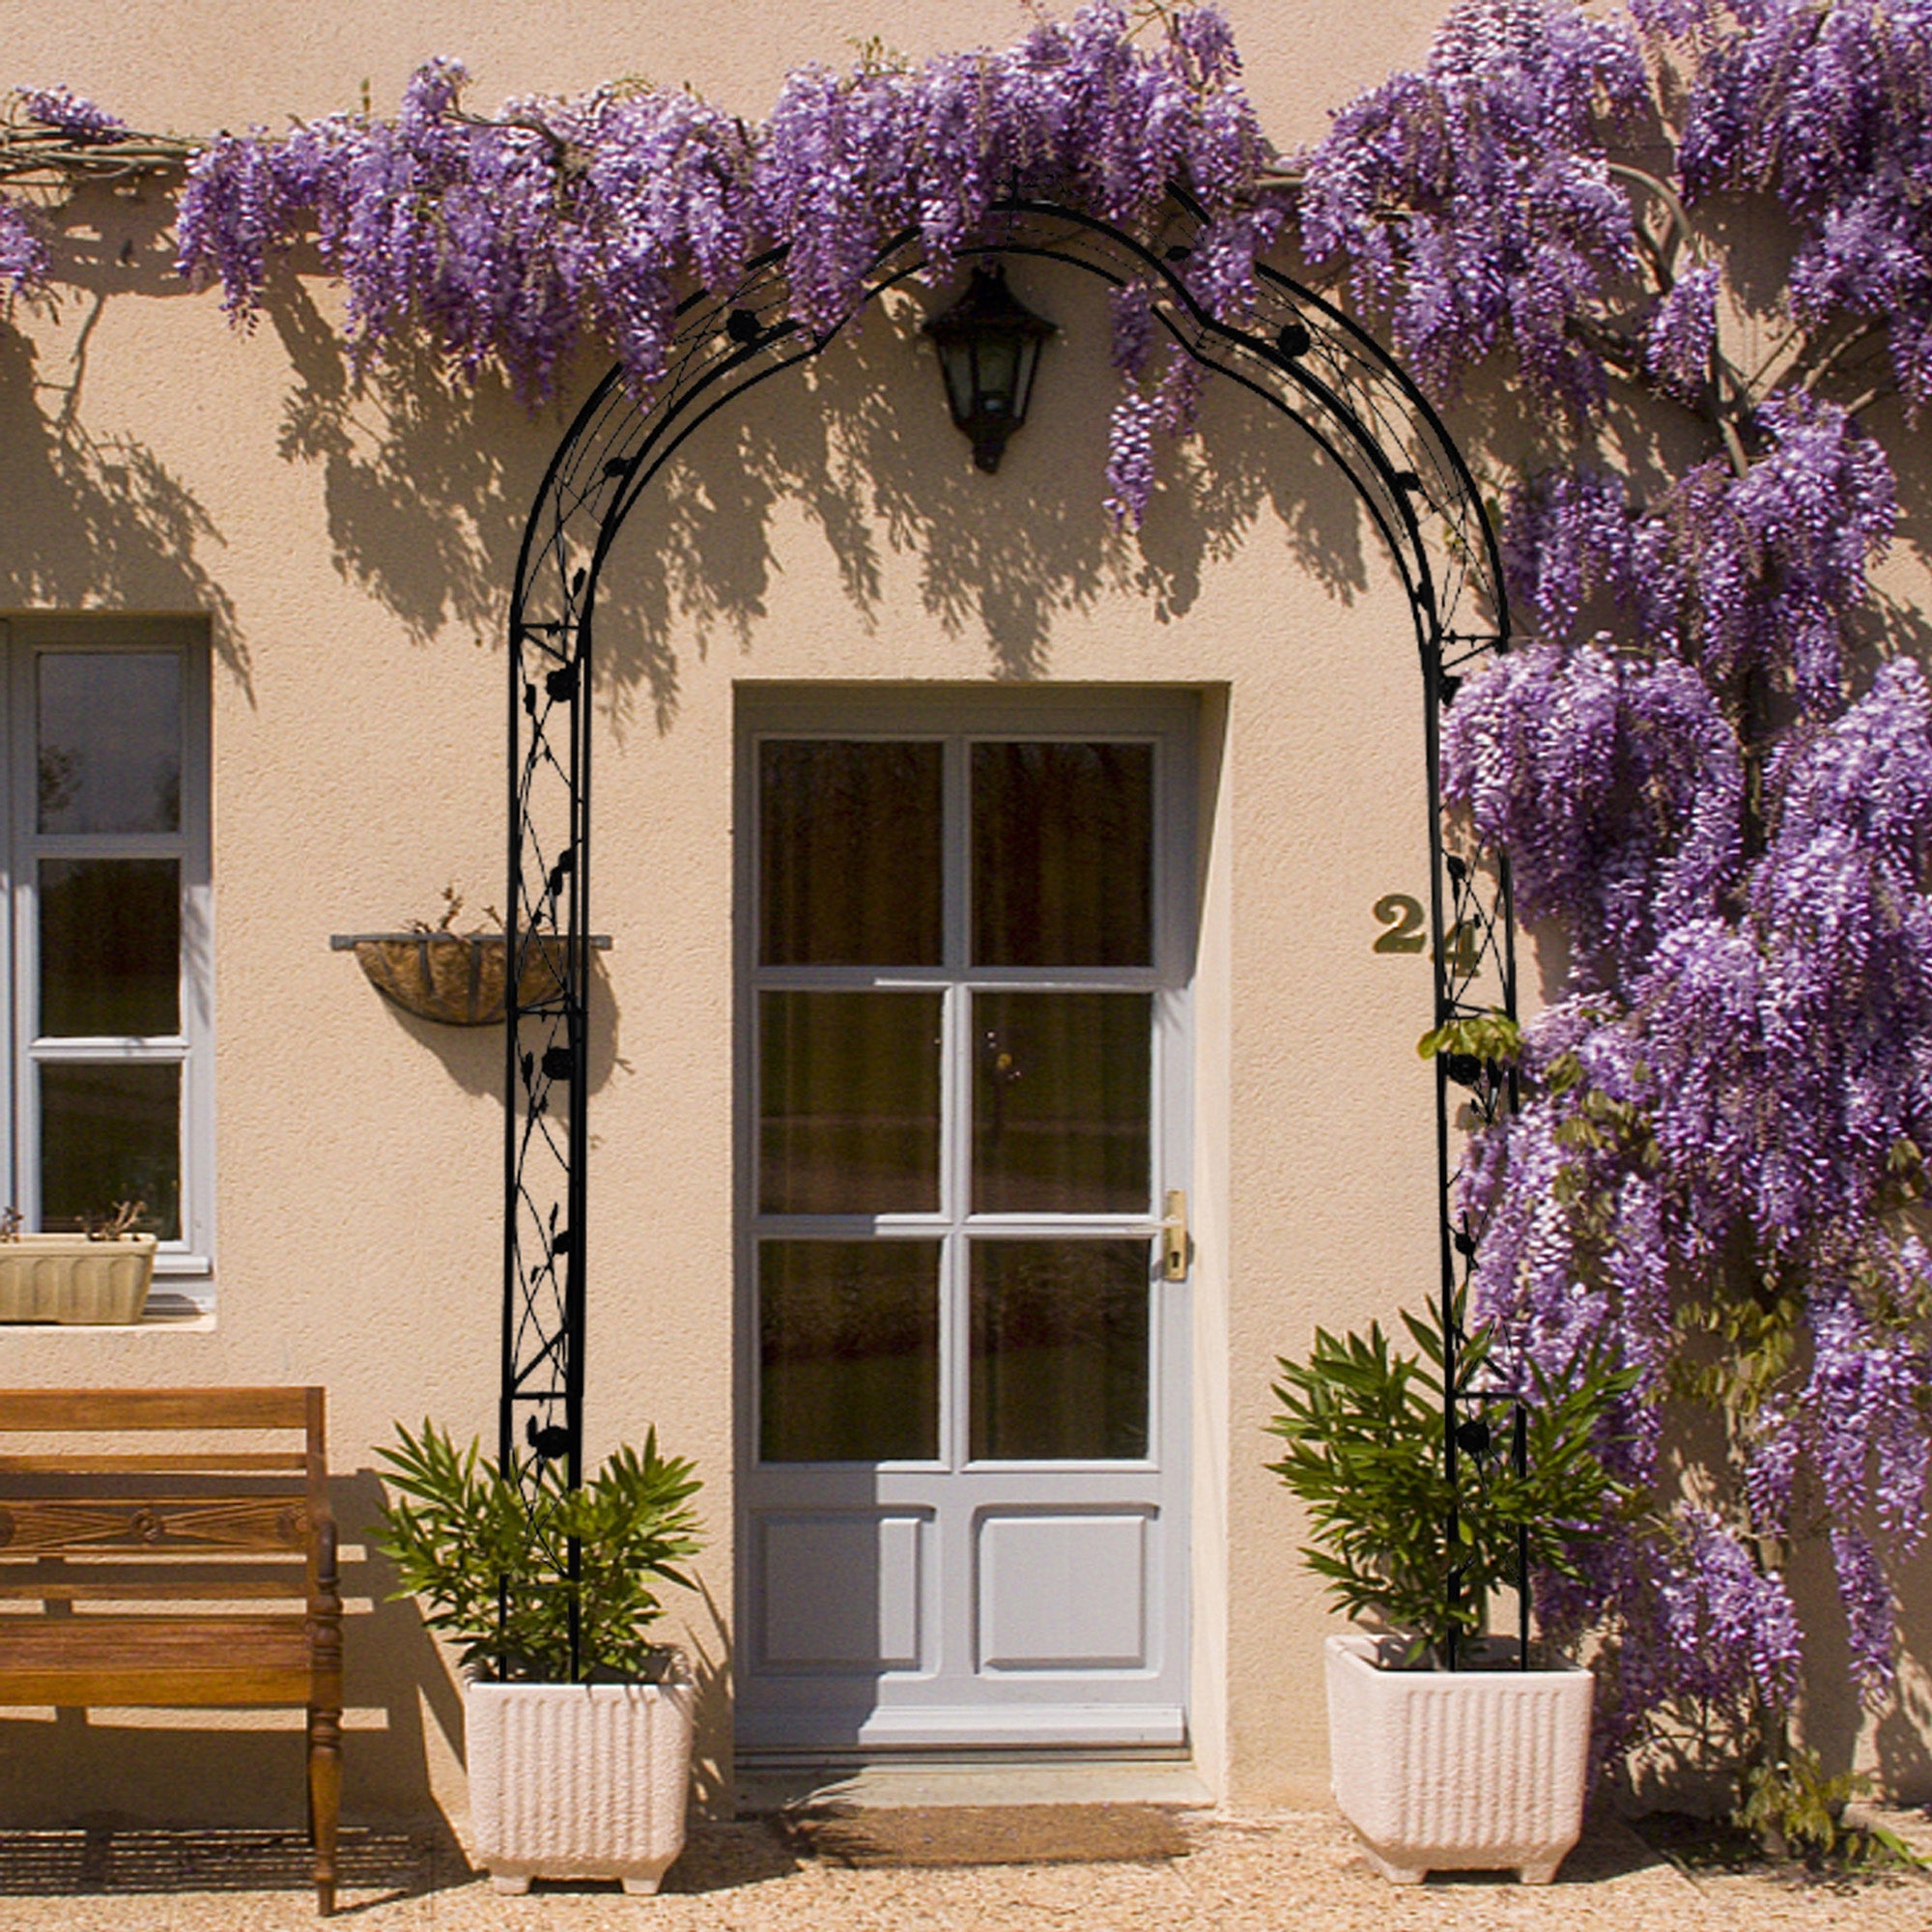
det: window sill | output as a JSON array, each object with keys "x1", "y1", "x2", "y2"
[{"x1": 0, "y1": 1308, "x2": 214, "y2": 1332}]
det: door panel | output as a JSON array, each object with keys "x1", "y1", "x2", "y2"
[
  {"x1": 976, "y1": 1512, "x2": 1150, "y2": 1669},
  {"x1": 737, "y1": 697, "x2": 1193, "y2": 1752},
  {"x1": 755, "y1": 1512, "x2": 930, "y2": 1670}
]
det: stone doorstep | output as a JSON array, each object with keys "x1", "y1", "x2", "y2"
[{"x1": 736, "y1": 1753, "x2": 1214, "y2": 1816}]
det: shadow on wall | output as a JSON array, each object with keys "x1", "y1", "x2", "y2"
[
  {"x1": 585, "y1": 270, "x2": 1383, "y2": 727},
  {"x1": 0, "y1": 191, "x2": 242, "y2": 677},
  {"x1": 355, "y1": 952, "x2": 624, "y2": 1101},
  {"x1": 261, "y1": 261, "x2": 1386, "y2": 725},
  {"x1": 0, "y1": 323, "x2": 244, "y2": 689},
  {"x1": 265, "y1": 279, "x2": 568, "y2": 658},
  {"x1": 1806, "y1": 1523, "x2": 1932, "y2": 1805},
  {"x1": 1, "y1": 207, "x2": 1405, "y2": 719}
]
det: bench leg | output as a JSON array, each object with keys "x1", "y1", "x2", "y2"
[{"x1": 307, "y1": 1702, "x2": 341, "y2": 1916}]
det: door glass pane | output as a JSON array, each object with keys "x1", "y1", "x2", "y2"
[
  {"x1": 40, "y1": 1061, "x2": 181, "y2": 1239},
  {"x1": 38, "y1": 652, "x2": 182, "y2": 834},
  {"x1": 973, "y1": 742, "x2": 1151, "y2": 966},
  {"x1": 973, "y1": 991, "x2": 1150, "y2": 1213},
  {"x1": 761, "y1": 991, "x2": 942, "y2": 1213},
  {"x1": 761, "y1": 1240, "x2": 940, "y2": 1462},
  {"x1": 761, "y1": 740, "x2": 942, "y2": 965},
  {"x1": 970, "y1": 1240, "x2": 1150, "y2": 1461},
  {"x1": 40, "y1": 860, "x2": 180, "y2": 1037}
]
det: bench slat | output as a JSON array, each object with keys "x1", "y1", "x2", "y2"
[
  {"x1": 0, "y1": 1453, "x2": 308, "y2": 1474},
  {"x1": 0, "y1": 1496, "x2": 310, "y2": 1553},
  {"x1": 0, "y1": 1390, "x2": 312, "y2": 1432},
  {"x1": 0, "y1": 1615, "x2": 319, "y2": 1706},
  {"x1": 0, "y1": 1577, "x2": 306, "y2": 1601},
  {"x1": 0, "y1": 1665, "x2": 317, "y2": 1706},
  {"x1": 0, "y1": 1613, "x2": 311, "y2": 1658}
]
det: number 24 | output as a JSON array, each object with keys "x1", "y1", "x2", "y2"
[{"x1": 1372, "y1": 894, "x2": 1479, "y2": 972}]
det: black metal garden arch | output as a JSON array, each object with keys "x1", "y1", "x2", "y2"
[{"x1": 499, "y1": 195, "x2": 1519, "y2": 1556}]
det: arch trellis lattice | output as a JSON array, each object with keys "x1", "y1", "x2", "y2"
[{"x1": 502, "y1": 196, "x2": 1518, "y2": 1659}]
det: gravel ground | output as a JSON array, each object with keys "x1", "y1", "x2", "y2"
[{"x1": 0, "y1": 1808, "x2": 1928, "y2": 1932}]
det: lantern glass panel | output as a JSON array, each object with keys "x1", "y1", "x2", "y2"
[
  {"x1": 939, "y1": 343, "x2": 976, "y2": 426},
  {"x1": 977, "y1": 336, "x2": 1019, "y2": 412},
  {"x1": 1013, "y1": 338, "x2": 1041, "y2": 421}
]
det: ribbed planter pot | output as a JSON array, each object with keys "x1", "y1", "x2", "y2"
[
  {"x1": 465, "y1": 1676, "x2": 696, "y2": 1894},
  {"x1": 1324, "y1": 1633, "x2": 1594, "y2": 1885},
  {"x1": 0, "y1": 1235, "x2": 157, "y2": 1323}
]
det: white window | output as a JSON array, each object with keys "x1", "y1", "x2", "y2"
[{"x1": 2, "y1": 616, "x2": 213, "y2": 1300}]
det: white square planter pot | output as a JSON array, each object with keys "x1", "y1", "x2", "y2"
[
  {"x1": 466, "y1": 1676, "x2": 696, "y2": 1894},
  {"x1": 1325, "y1": 1632, "x2": 1594, "y2": 1885},
  {"x1": 0, "y1": 1235, "x2": 156, "y2": 1323}
]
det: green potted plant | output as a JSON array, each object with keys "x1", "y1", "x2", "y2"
[
  {"x1": 1267, "y1": 1295, "x2": 1635, "y2": 1885},
  {"x1": 376, "y1": 1422, "x2": 704, "y2": 1894}
]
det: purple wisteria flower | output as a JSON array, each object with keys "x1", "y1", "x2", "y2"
[
  {"x1": 1442, "y1": 640, "x2": 1743, "y2": 980},
  {"x1": 16, "y1": 85, "x2": 126, "y2": 142},
  {"x1": 171, "y1": 3, "x2": 1266, "y2": 440},
  {"x1": 1677, "y1": 0, "x2": 1932, "y2": 405},
  {"x1": 1298, "y1": 0, "x2": 1645, "y2": 411},
  {"x1": 1643, "y1": 262, "x2": 1719, "y2": 394},
  {"x1": 0, "y1": 200, "x2": 46, "y2": 298}
]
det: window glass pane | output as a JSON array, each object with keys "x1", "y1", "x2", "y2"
[
  {"x1": 973, "y1": 991, "x2": 1151, "y2": 1213},
  {"x1": 40, "y1": 860, "x2": 180, "y2": 1037},
  {"x1": 970, "y1": 1240, "x2": 1150, "y2": 1460},
  {"x1": 38, "y1": 653, "x2": 182, "y2": 834},
  {"x1": 760, "y1": 1240, "x2": 940, "y2": 1462},
  {"x1": 40, "y1": 1062, "x2": 181, "y2": 1240},
  {"x1": 973, "y1": 742, "x2": 1151, "y2": 966},
  {"x1": 761, "y1": 991, "x2": 942, "y2": 1213},
  {"x1": 761, "y1": 740, "x2": 942, "y2": 965}
]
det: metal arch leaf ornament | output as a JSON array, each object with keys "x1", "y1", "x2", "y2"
[{"x1": 501, "y1": 196, "x2": 1518, "y2": 1672}]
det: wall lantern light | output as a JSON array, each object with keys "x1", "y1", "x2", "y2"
[{"x1": 922, "y1": 262, "x2": 1057, "y2": 473}]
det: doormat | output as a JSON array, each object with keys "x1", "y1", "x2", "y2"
[{"x1": 781, "y1": 1804, "x2": 1190, "y2": 1868}]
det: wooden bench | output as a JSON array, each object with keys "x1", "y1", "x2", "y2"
[{"x1": 0, "y1": 1387, "x2": 342, "y2": 1914}]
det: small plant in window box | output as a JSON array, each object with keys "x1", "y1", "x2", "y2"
[
  {"x1": 1268, "y1": 1295, "x2": 1636, "y2": 1885},
  {"x1": 0, "y1": 1200, "x2": 158, "y2": 1324},
  {"x1": 332, "y1": 888, "x2": 608, "y2": 1027},
  {"x1": 376, "y1": 1420, "x2": 704, "y2": 1894}
]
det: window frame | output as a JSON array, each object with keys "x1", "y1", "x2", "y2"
[{"x1": 3, "y1": 616, "x2": 214, "y2": 1293}]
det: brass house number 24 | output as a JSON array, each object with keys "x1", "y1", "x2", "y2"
[{"x1": 1372, "y1": 893, "x2": 1480, "y2": 974}]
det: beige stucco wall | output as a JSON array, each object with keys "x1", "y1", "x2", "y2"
[{"x1": 0, "y1": 0, "x2": 1924, "y2": 1841}]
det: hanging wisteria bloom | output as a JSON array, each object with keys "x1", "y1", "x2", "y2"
[
  {"x1": 1298, "y1": 0, "x2": 1645, "y2": 411},
  {"x1": 167, "y1": 2, "x2": 1277, "y2": 440}
]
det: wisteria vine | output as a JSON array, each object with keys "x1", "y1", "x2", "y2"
[
  {"x1": 3, "y1": 0, "x2": 1931, "y2": 1805},
  {"x1": 1306, "y1": 0, "x2": 1932, "y2": 1798},
  {"x1": 0, "y1": 6, "x2": 1279, "y2": 519}
]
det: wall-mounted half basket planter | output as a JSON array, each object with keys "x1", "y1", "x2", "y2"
[
  {"x1": 331, "y1": 933, "x2": 612, "y2": 1027},
  {"x1": 0, "y1": 1235, "x2": 158, "y2": 1323}
]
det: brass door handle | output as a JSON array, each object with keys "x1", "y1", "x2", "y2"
[{"x1": 1161, "y1": 1189, "x2": 1189, "y2": 1282}]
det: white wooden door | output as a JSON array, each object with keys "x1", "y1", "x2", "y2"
[{"x1": 735, "y1": 693, "x2": 1193, "y2": 1751}]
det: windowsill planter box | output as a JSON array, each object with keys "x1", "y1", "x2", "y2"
[
  {"x1": 1324, "y1": 1632, "x2": 1594, "y2": 1886},
  {"x1": 0, "y1": 1235, "x2": 157, "y2": 1324},
  {"x1": 465, "y1": 1675, "x2": 696, "y2": 1894}
]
